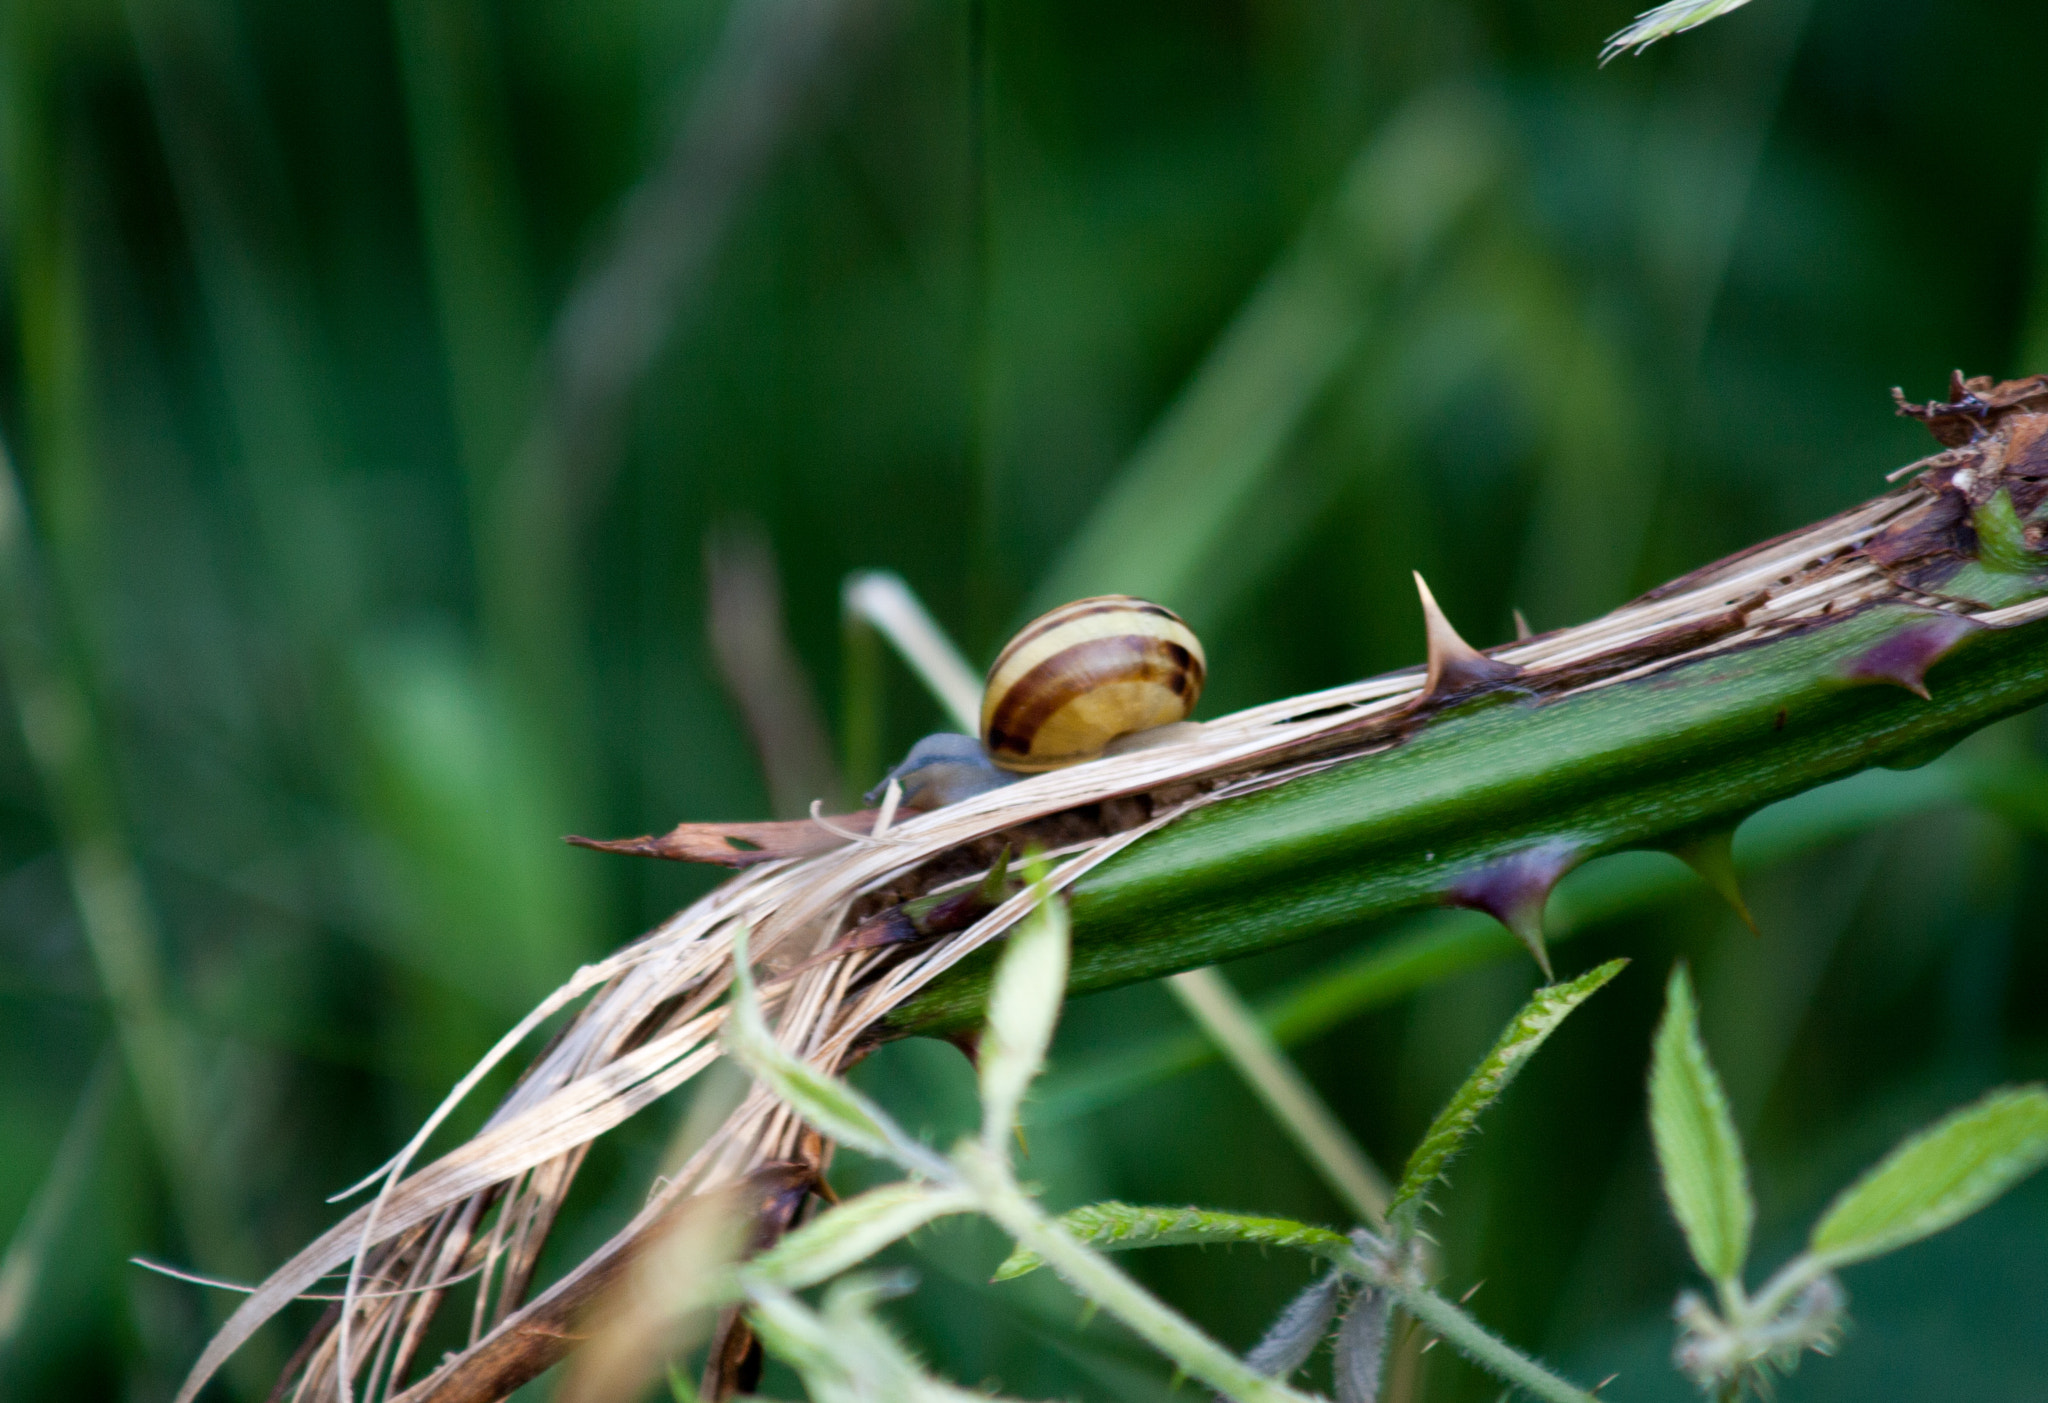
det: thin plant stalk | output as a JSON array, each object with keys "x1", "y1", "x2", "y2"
[{"x1": 1166, "y1": 966, "x2": 1391, "y2": 1225}]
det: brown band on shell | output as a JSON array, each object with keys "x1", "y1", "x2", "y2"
[
  {"x1": 987, "y1": 595, "x2": 1183, "y2": 674},
  {"x1": 983, "y1": 633, "x2": 1203, "y2": 765}
]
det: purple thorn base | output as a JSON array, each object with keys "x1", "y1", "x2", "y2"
[
  {"x1": 1443, "y1": 841, "x2": 1583, "y2": 979},
  {"x1": 1840, "y1": 613, "x2": 1982, "y2": 699}
]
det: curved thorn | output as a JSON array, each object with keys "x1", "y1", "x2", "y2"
[
  {"x1": 1414, "y1": 572, "x2": 1521, "y2": 700},
  {"x1": 1443, "y1": 842, "x2": 1582, "y2": 979},
  {"x1": 1668, "y1": 829, "x2": 1758, "y2": 936}
]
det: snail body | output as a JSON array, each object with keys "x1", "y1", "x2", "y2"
[
  {"x1": 868, "y1": 594, "x2": 1205, "y2": 809},
  {"x1": 981, "y1": 595, "x2": 1205, "y2": 772}
]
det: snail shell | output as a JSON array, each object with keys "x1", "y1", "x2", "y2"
[{"x1": 980, "y1": 595, "x2": 1206, "y2": 772}]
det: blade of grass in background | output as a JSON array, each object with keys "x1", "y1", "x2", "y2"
[
  {"x1": 1027, "y1": 84, "x2": 1505, "y2": 621},
  {"x1": 0, "y1": 431, "x2": 260, "y2": 1348}
]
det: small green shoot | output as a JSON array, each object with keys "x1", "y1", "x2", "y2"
[
  {"x1": 1007, "y1": 959, "x2": 1632, "y2": 1403},
  {"x1": 747, "y1": 1274, "x2": 1019, "y2": 1403},
  {"x1": 746, "y1": 1182, "x2": 977, "y2": 1292},
  {"x1": 1649, "y1": 975, "x2": 2048, "y2": 1398}
]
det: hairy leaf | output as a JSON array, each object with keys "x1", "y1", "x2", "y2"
[
  {"x1": 1389, "y1": 959, "x2": 1626, "y2": 1218},
  {"x1": 723, "y1": 926, "x2": 944, "y2": 1177},
  {"x1": 1244, "y1": 1273, "x2": 1343, "y2": 1381},
  {"x1": 993, "y1": 1202, "x2": 1350, "y2": 1281},
  {"x1": 1649, "y1": 964, "x2": 1752, "y2": 1285},
  {"x1": 1333, "y1": 1286, "x2": 1390, "y2": 1403},
  {"x1": 1809, "y1": 1084, "x2": 2048, "y2": 1269},
  {"x1": 746, "y1": 1183, "x2": 976, "y2": 1292}
]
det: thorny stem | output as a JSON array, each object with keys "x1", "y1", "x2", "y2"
[
  {"x1": 955, "y1": 1142, "x2": 1314, "y2": 1403},
  {"x1": 891, "y1": 602, "x2": 2048, "y2": 1035}
]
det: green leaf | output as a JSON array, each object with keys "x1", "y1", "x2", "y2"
[
  {"x1": 1389, "y1": 959, "x2": 1627, "y2": 1218},
  {"x1": 1648, "y1": 964, "x2": 1752, "y2": 1285},
  {"x1": 722, "y1": 927, "x2": 945, "y2": 1178},
  {"x1": 993, "y1": 1202, "x2": 1349, "y2": 1281},
  {"x1": 744, "y1": 1183, "x2": 976, "y2": 1292},
  {"x1": 1809, "y1": 1084, "x2": 2048, "y2": 1269},
  {"x1": 979, "y1": 876, "x2": 1070, "y2": 1151}
]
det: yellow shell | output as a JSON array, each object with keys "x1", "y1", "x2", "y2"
[{"x1": 980, "y1": 596, "x2": 1206, "y2": 772}]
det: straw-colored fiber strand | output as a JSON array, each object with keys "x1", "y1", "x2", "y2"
[{"x1": 179, "y1": 1022, "x2": 731, "y2": 1403}]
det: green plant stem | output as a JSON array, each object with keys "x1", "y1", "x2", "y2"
[
  {"x1": 889, "y1": 605, "x2": 2048, "y2": 1035},
  {"x1": 956, "y1": 1144, "x2": 1313, "y2": 1403},
  {"x1": 1379, "y1": 1277, "x2": 1599, "y2": 1403},
  {"x1": 1744, "y1": 1252, "x2": 1829, "y2": 1321},
  {"x1": 1031, "y1": 756, "x2": 1988, "y2": 1123},
  {"x1": 1166, "y1": 967, "x2": 1390, "y2": 1225}
]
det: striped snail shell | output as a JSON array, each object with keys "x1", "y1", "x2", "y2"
[{"x1": 980, "y1": 595, "x2": 1206, "y2": 772}]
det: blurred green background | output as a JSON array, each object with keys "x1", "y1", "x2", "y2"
[{"x1": 1, "y1": 0, "x2": 2046, "y2": 1397}]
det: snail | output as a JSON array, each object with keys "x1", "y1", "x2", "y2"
[{"x1": 868, "y1": 595, "x2": 1207, "y2": 809}]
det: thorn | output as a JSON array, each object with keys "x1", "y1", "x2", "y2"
[
  {"x1": 1458, "y1": 1278, "x2": 1486, "y2": 1303},
  {"x1": 1419, "y1": 1336, "x2": 1440, "y2": 1355},
  {"x1": 1414, "y1": 572, "x2": 1522, "y2": 700},
  {"x1": 1443, "y1": 841, "x2": 1581, "y2": 980},
  {"x1": 1669, "y1": 828, "x2": 1759, "y2": 936},
  {"x1": 943, "y1": 1028, "x2": 981, "y2": 1071},
  {"x1": 978, "y1": 843, "x2": 1015, "y2": 903},
  {"x1": 1595, "y1": 1373, "x2": 1620, "y2": 1393},
  {"x1": 1512, "y1": 608, "x2": 1533, "y2": 642},
  {"x1": 1840, "y1": 613, "x2": 1982, "y2": 699}
]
